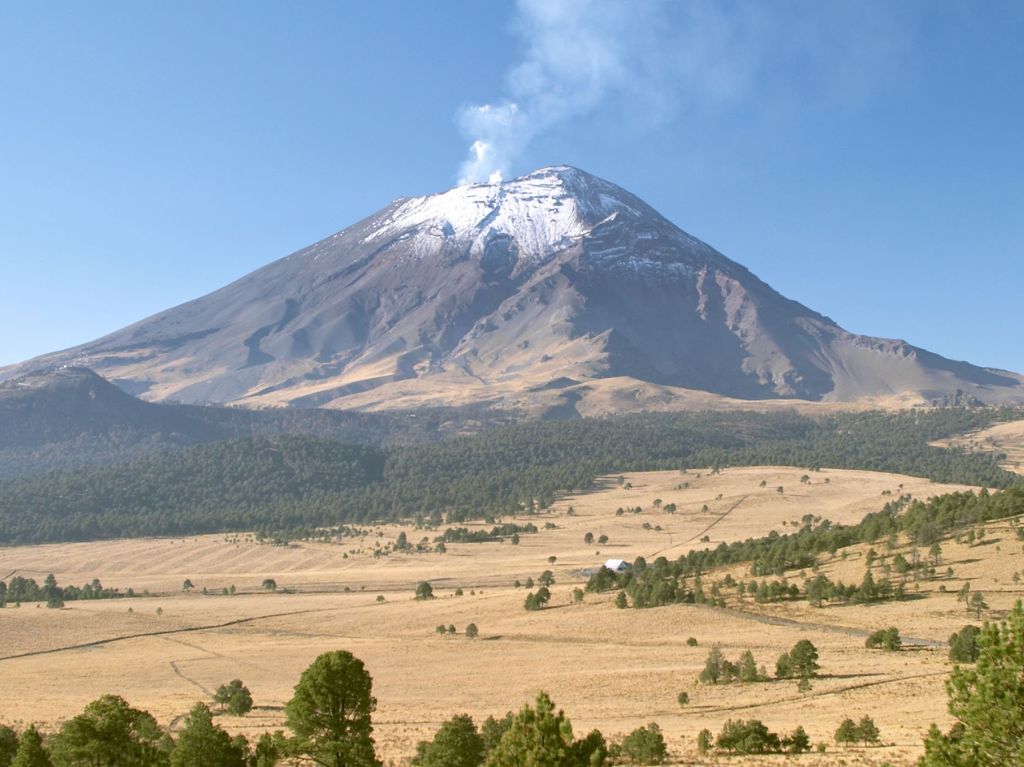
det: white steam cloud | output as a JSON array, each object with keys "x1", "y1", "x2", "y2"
[
  {"x1": 457, "y1": 0, "x2": 911, "y2": 185},
  {"x1": 457, "y1": 0, "x2": 750, "y2": 185}
]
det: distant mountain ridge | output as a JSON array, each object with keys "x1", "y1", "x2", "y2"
[{"x1": 3, "y1": 166, "x2": 1021, "y2": 413}]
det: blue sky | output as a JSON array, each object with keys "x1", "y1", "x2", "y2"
[{"x1": 1, "y1": 1, "x2": 1022, "y2": 372}]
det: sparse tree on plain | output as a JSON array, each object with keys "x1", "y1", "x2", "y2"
[
  {"x1": 415, "y1": 582, "x2": 434, "y2": 600},
  {"x1": 213, "y1": 679, "x2": 253, "y2": 716},
  {"x1": 969, "y1": 591, "x2": 988, "y2": 619}
]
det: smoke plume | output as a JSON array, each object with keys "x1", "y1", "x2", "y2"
[
  {"x1": 457, "y1": 0, "x2": 912, "y2": 185},
  {"x1": 456, "y1": 0, "x2": 749, "y2": 184}
]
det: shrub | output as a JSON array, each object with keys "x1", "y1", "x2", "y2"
[{"x1": 866, "y1": 627, "x2": 902, "y2": 651}]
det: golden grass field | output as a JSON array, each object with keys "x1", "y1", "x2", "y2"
[
  {"x1": 932, "y1": 417, "x2": 1024, "y2": 474},
  {"x1": 1, "y1": 465, "x2": 1019, "y2": 765}
]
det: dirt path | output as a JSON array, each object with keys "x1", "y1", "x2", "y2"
[
  {"x1": 692, "y1": 668, "x2": 950, "y2": 714},
  {"x1": 0, "y1": 607, "x2": 346, "y2": 664},
  {"x1": 712, "y1": 603, "x2": 945, "y2": 648},
  {"x1": 649, "y1": 495, "x2": 750, "y2": 558}
]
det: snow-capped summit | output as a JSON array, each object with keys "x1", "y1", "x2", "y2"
[
  {"x1": 4, "y1": 166, "x2": 1021, "y2": 414},
  {"x1": 362, "y1": 166, "x2": 655, "y2": 263}
]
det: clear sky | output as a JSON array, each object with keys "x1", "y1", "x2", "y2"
[{"x1": 1, "y1": 1, "x2": 1022, "y2": 372}]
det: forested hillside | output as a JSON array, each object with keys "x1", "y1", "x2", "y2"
[
  {"x1": 0, "y1": 367, "x2": 505, "y2": 478},
  {"x1": 1, "y1": 407, "x2": 1020, "y2": 545}
]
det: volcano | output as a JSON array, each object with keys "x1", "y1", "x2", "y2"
[{"x1": 5, "y1": 166, "x2": 1021, "y2": 414}]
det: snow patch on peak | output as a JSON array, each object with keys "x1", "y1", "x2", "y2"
[{"x1": 362, "y1": 166, "x2": 646, "y2": 262}]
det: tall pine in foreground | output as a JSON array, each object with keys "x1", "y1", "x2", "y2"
[
  {"x1": 285, "y1": 650, "x2": 381, "y2": 767},
  {"x1": 920, "y1": 600, "x2": 1024, "y2": 766}
]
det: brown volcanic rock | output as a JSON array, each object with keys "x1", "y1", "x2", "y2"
[{"x1": 5, "y1": 166, "x2": 1021, "y2": 411}]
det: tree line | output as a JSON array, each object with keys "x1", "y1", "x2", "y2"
[
  {"x1": 588, "y1": 487, "x2": 1024, "y2": 610},
  {"x1": 1, "y1": 407, "x2": 1020, "y2": 545}
]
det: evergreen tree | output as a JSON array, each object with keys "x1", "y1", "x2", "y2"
[
  {"x1": 415, "y1": 582, "x2": 434, "y2": 600},
  {"x1": 285, "y1": 650, "x2": 381, "y2": 767},
  {"x1": 249, "y1": 732, "x2": 285, "y2": 767},
  {"x1": 783, "y1": 726, "x2": 811, "y2": 754},
  {"x1": 857, "y1": 716, "x2": 880, "y2": 746},
  {"x1": 484, "y1": 693, "x2": 605, "y2": 767},
  {"x1": 920, "y1": 601, "x2": 1024, "y2": 765},
  {"x1": 777, "y1": 640, "x2": 819, "y2": 679},
  {"x1": 50, "y1": 695, "x2": 164, "y2": 767},
  {"x1": 738, "y1": 650, "x2": 760, "y2": 683},
  {"x1": 615, "y1": 723, "x2": 666, "y2": 765},
  {"x1": 479, "y1": 715, "x2": 513, "y2": 758},
  {"x1": 696, "y1": 729, "x2": 712, "y2": 755},
  {"x1": 947, "y1": 625, "x2": 981, "y2": 663},
  {"x1": 699, "y1": 646, "x2": 726, "y2": 684},
  {"x1": 12, "y1": 727, "x2": 51, "y2": 767},
  {"x1": 834, "y1": 719, "x2": 858, "y2": 746},
  {"x1": 213, "y1": 680, "x2": 253, "y2": 716},
  {"x1": 0, "y1": 726, "x2": 19, "y2": 767},
  {"x1": 413, "y1": 714, "x2": 483, "y2": 767},
  {"x1": 715, "y1": 720, "x2": 781, "y2": 754},
  {"x1": 168, "y1": 704, "x2": 245, "y2": 767}
]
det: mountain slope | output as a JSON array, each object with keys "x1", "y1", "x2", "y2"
[{"x1": 4, "y1": 166, "x2": 1021, "y2": 411}]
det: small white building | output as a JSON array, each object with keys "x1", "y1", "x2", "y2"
[{"x1": 604, "y1": 558, "x2": 631, "y2": 572}]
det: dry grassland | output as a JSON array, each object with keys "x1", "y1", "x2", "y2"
[
  {"x1": 0, "y1": 466, "x2": 1014, "y2": 766},
  {"x1": 932, "y1": 417, "x2": 1024, "y2": 474}
]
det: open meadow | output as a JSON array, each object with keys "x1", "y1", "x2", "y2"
[
  {"x1": 932, "y1": 417, "x2": 1024, "y2": 475},
  {"x1": 1, "y1": 465, "x2": 1018, "y2": 765}
]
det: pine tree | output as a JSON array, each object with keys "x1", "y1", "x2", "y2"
[
  {"x1": 834, "y1": 718, "x2": 858, "y2": 746},
  {"x1": 0, "y1": 725, "x2": 19, "y2": 767},
  {"x1": 920, "y1": 600, "x2": 1024, "y2": 765},
  {"x1": 50, "y1": 694, "x2": 164, "y2": 766},
  {"x1": 738, "y1": 650, "x2": 760, "y2": 683},
  {"x1": 483, "y1": 693, "x2": 605, "y2": 767},
  {"x1": 285, "y1": 650, "x2": 381, "y2": 767},
  {"x1": 413, "y1": 714, "x2": 483, "y2": 767},
  {"x1": 170, "y1": 704, "x2": 246, "y2": 767},
  {"x1": 11, "y1": 727, "x2": 51, "y2": 767},
  {"x1": 856, "y1": 716, "x2": 880, "y2": 746}
]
